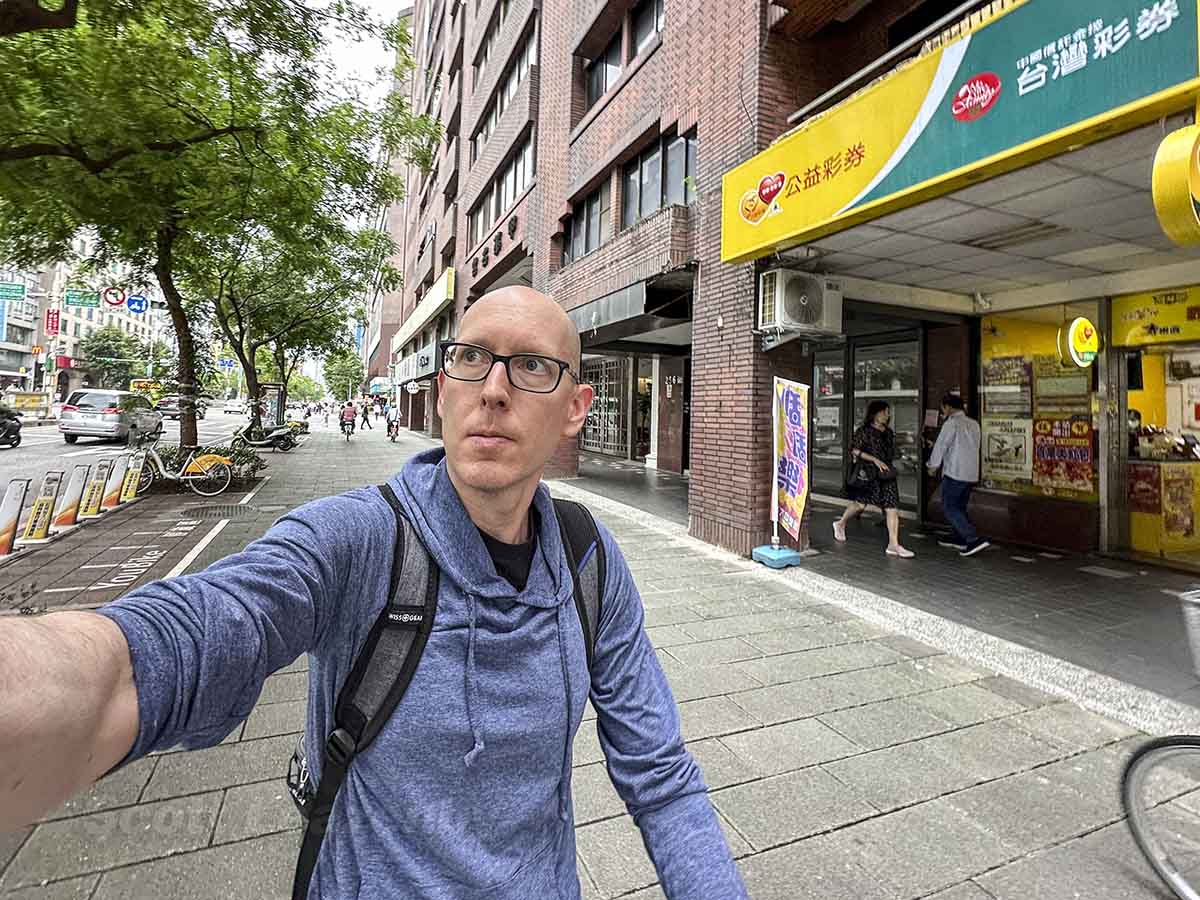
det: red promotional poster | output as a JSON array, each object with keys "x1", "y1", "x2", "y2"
[
  {"x1": 1033, "y1": 416, "x2": 1095, "y2": 495},
  {"x1": 45, "y1": 309, "x2": 60, "y2": 336}
]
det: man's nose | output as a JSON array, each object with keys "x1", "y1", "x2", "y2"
[{"x1": 479, "y1": 360, "x2": 511, "y2": 407}]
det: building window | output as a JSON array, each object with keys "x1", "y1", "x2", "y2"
[
  {"x1": 622, "y1": 130, "x2": 698, "y2": 228},
  {"x1": 586, "y1": 34, "x2": 622, "y2": 109},
  {"x1": 631, "y1": 0, "x2": 664, "y2": 56},
  {"x1": 467, "y1": 136, "x2": 533, "y2": 251},
  {"x1": 471, "y1": 28, "x2": 537, "y2": 165},
  {"x1": 563, "y1": 179, "x2": 611, "y2": 264},
  {"x1": 73, "y1": 322, "x2": 81, "y2": 337},
  {"x1": 474, "y1": 0, "x2": 512, "y2": 88},
  {"x1": 86, "y1": 308, "x2": 94, "y2": 322}
]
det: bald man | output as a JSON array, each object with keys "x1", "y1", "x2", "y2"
[{"x1": 0, "y1": 287, "x2": 748, "y2": 899}]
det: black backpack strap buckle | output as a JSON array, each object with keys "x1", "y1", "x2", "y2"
[{"x1": 324, "y1": 728, "x2": 357, "y2": 769}]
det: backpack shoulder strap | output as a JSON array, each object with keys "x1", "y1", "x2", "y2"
[
  {"x1": 552, "y1": 498, "x2": 604, "y2": 670},
  {"x1": 292, "y1": 482, "x2": 439, "y2": 900}
]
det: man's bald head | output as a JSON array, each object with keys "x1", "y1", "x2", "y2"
[{"x1": 460, "y1": 286, "x2": 581, "y2": 372}]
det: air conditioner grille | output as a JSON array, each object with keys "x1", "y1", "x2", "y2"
[{"x1": 783, "y1": 277, "x2": 824, "y2": 325}]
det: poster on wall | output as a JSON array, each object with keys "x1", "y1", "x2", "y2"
[
  {"x1": 1032, "y1": 416, "x2": 1095, "y2": 495},
  {"x1": 981, "y1": 356, "x2": 1032, "y2": 416},
  {"x1": 1128, "y1": 463, "x2": 1162, "y2": 515},
  {"x1": 1162, "y1": 464, "x2": 1195, "y2": 537},
  {"x1": 981, "y1": 417, "x2": 1033, "y2": 481},
  {"x1": 1033, "y1": 354, "x2": 1091, "y2": 415}
]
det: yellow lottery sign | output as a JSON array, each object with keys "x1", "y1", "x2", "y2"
[{"x1": 1112, "y1": 286, "x2": 1200, "y2": 346}]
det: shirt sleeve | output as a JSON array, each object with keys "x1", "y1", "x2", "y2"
[
  {"x1": 589, "y1": 530, "x2": 747, "y2": 900},
  {"x1": 96, "y1": 492, "x2": 370, "y2": 763},
  {"x1": 929, "y1": 418, "x2": 954, "y2": 470}
]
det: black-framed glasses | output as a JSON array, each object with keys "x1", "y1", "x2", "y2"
[{"x1": 439, "y1": 341, "x2": 580, "y2": 394}]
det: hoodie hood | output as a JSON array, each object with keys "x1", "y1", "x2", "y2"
[{"x1": 392, "y1": 447, "x2": 573, "y2": 609}]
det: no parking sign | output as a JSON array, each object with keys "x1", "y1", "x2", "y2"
[{"x1": 102, "y1": 287, "x2": 126, "y2": 307}]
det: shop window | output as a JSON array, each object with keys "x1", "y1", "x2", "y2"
[{"x1": 977, "y1": 305, "x2": 1099, "y2": 502}]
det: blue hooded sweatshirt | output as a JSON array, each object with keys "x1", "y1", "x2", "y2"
[{"x1": 98, "y1": 448, "x2": 748, "y2": 899}]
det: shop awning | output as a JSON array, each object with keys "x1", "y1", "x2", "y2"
[
  {"x1": 391, "y1": 267, "x2": 455, "y2": 357},
  {"x1": 721, "y1": 0, "x2": 1200, "y2": 274}
]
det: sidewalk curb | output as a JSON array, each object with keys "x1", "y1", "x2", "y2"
[{"x1": 549, "y1": 479, "x2": 1200, "y2": 737}]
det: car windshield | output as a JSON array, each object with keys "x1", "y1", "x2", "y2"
[{"x1": 68, "y1": 391, "x2": 119, "y2": 409}]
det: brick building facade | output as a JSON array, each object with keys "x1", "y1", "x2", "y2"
[{"x1": 388, "y1": 0, "x2": 940, "y2": 554}]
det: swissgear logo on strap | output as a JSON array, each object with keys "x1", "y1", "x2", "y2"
[{"x1": 386, "y1": 606, "x2": 426, "y2": 627}]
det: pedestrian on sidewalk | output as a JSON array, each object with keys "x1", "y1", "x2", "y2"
[
  {"x1": 833, "y1": 400, "x2": 914, "y2": 558},
  {"x1": 0, "y1": 286, "x2": 748, "y2": 900},
  {"x1": 928, "y1": 392, "x2": 989, "y2": 557},
  {"x1": 359, "y1": 400, "x2": 373, "y2": 430}
]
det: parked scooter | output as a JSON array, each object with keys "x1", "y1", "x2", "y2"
[
  {"x1": 230, "y1": 420, "x2": 297, "y2": 452},
  {"x1": 0, "y1": 407, "x2": 21, "y2": 448}
]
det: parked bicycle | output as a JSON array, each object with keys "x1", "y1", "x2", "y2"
[
  {"x1": 1122, "y1": 588, "x2": 1200, "y2": 899},
  {"x1": 133, "y1": 437, "x2": 234, "y2": 497}
]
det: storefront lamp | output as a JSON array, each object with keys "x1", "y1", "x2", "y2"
[{"x1": 1058, "y1": 316, "x2": 1100, "y2": 368}]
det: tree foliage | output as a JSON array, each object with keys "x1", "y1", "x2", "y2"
[
  {"x1": 322, "y1": 347, "x2": 364, "y2": 401},
  {"x1": 0, "y1": 0, "x2": 435, "y2": 443},
  {"x1": 78, "y1": 324, "x2": 143, "y2": 388}
]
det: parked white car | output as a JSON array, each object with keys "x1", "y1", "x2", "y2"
[{"x1": 224, "y1": 400, "x2": 247, "y2": 416}]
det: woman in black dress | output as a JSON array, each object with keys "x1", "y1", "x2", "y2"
[{"x1": 832, "y1": 400, "x2": 914, "y2": 557}]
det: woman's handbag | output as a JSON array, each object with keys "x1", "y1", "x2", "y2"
[
  {"x1": 876, "y1": 462, "x2": 898, "y2": 482},
  {"x1": 846, "y1": 458, "x2": 877, "y2": 494}
]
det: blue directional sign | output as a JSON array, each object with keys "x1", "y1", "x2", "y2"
[
  {"x1": 219, "y1": 358, "x2": 237, "y2": 369},
  {"x1": 126, "y1": 295, "x2": 148, "y2": 314}
]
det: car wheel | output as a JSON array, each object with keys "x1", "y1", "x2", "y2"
[
  {"x1": 64, "y1": 434, "x2": 78, "y2": 444},
  {"x1": 8, "y1": 433, "x2": 19, "y2": 448}
]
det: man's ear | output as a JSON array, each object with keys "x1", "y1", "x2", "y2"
[
  {"x1": 561, "y1": 382, "x2": 594, "y2": 439},
  {"x1": 436, "y1": 371, "x2": 445, "y2": 418}
]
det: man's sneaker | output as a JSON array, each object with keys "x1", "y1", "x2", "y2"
[
  {"x1": 960, "y1": 539, "x2": 991, "y2": 557},
  {"x1": 937, "y1": 540, "x2": 967, "y2": 550}
]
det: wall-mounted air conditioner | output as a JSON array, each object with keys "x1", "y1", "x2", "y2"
[{"x1": 758, "y1": 270, "x2": 843, "y2": 335}]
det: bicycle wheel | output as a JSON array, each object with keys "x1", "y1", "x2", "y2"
[
  {"x1": 187, "y1": 460, "x2": 233, "y2": 497},
  {"x1": 1123, "y1": 735, "x2": 1200, "y2": 899},
  {"x1": 136, "y1": 465, "x2": 155, "y2": 495}
]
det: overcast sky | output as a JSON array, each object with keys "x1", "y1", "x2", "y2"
[{"x1": 324, "y1": 0, "x2": 410, "y2": 108}]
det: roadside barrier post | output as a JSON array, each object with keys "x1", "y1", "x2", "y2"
[
  {"x1": 17, "y1": 471, "x2": 64, "y2": 545},
  {"x1": 101, "y1": 455, "x2": 129, "y2": 511},
  {"x1": 51, "y1": 465, "x2": 91, "y2": 534},
  {"x1": 79, "y1": 459, "x2": 113, "y2": 520},
  {"x1": 0, "y1": 479, "x2": 31, "y2": 556}
]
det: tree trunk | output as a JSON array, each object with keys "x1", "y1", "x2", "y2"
[
  {"x1": 152, "y1": 219, "x2": 200, "y2": 447},
  {"x1": 211, "y1": 301, "x2": 261, "y2": 435},
  {"x1": 273, "y1": 343, "x2": 288, "y2": 414}
]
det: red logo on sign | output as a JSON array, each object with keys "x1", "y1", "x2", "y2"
[
  {"x1": 758, "y1": 173, "x2": 785, "y2": 205},
  {"x1": 951, "y1": 73, "x2": 1002, "y2": 121},
  {"x1": 45, "y1": 309, "x2": 60, "y2": 336}
]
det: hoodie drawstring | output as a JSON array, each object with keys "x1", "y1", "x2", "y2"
[{"x1": 463, "y1": 594, "x2": 486, "y2": 767}]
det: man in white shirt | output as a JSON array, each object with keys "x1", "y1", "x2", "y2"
[{"x1": 928, "y1": 392, "x2": 989, "y2": 557}]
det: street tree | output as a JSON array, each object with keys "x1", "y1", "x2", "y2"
[
  {"x1": 0, "y1": 2, "x2": 435, "y2": 445},
  {"x1": 323, "y1": 348, "x2": 364, "y2": 402},
  {"x1": 78, "y1": 324, "x2": 142, "y2": 388},
  {"x1": 287, "y1": 374, "x2": 324, "y2": 404}
]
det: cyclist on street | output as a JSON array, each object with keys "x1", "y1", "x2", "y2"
[
  {"x1": 385, "y1": 399, "x2": 399, "y2": 438},
  {"x1": 339, "y1": 401, "x2": 356, "y2": 436},
  {"x1": 0, "y1": 286, "x2": 748, "y2": 900}
]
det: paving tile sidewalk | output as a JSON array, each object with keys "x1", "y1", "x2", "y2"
[{"x1": 0, "y1": 425, "x2": 1184, "y2": 899}]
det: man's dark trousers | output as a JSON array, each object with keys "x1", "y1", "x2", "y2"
[{"x1": 941, "y1": 476, "x2": 978, "y2": 545}]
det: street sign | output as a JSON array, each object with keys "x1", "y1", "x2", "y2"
[
  {"x1": 126, "y1": 294, "x2": 148, "y2": 314},
  {"x1": 102, "y1": 287, "x2": 126, "y2": 307},
  {"x1": 0, "y1": 283, "x2": 25, "y2": 301},
  {"x1": 219, "y1": 358, "x2": 237, "y2": 369},
  {"x1": 45, "y1": 309, "x2": 60, "y2": 336},
  {"x1": 65, "y1": 289, "x2": 100, "y2": 308},
  {"x1": 406, "y1": 380, "x2": 420, "y2": 395}
]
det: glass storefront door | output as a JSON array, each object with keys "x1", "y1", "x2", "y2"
[
  {"x1": 813, "y1": 351, "x2": 847, "y2": 496},
  {"x1": 853, "y1": 340, "x2": 921, "y2": 509}
]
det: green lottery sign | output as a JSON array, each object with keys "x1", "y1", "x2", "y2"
[
  {"x1": 65, "y1": 289, "x2": 100, "y2": 308},
  {"x1": 0, "y1": 283, "x2": 25, "y2": 301}
]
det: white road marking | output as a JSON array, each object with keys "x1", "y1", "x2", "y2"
[
  {"x1": 166, "y1": 519, "x2": 229, "y2": 578},
  {"x1": 80, "y1": 562, "x2": 119, "y2": 569},
  {"x1": 110, "y1": 544, "x2": 159, "y2": 550},
  {"x1": 132, "y1": 531, "x2": 161, "y2": 535},
  {"x1": 42, "y1": 586, "x2": 88, "y2": 594},
  {"x1": 1077, "y1": 565, "x2": 1133, "y2": 579},
  {"x1": 238, "y1": 474, "x2": 271, "y2": 506}
]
